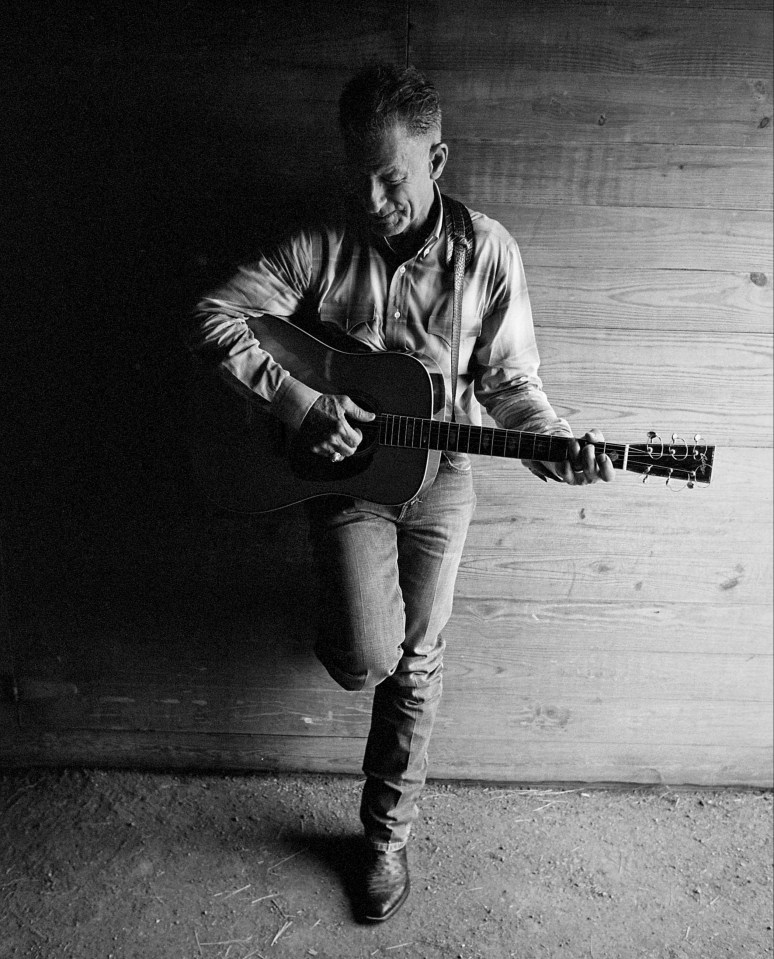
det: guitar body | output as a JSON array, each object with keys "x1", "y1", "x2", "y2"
[{"x1": 189, "y1": 314, "x2": 446, "y2": 513}]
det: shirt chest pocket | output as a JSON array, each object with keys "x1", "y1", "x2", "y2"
[
  {"x1": 319, "y1": 302, "x2": 385, "y2": 350},
  {"x1": 425, "y1": 299, "x2": 482, "y2": 348}
]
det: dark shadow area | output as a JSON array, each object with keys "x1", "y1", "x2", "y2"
[
  {"x1": 2, "y1": 4, "x2": 348, "y2": 664},
  {"x1": 279, "y1": 828, "x2": 371, "y2": 924}
]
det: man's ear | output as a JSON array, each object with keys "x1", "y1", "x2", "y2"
[{"x1": 429, "y1": 141, "x2": 448, "y2": 181}]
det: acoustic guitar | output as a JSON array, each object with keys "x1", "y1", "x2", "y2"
[{"x1": 189, "y1": 313, "x2": 715, "y2": 513}]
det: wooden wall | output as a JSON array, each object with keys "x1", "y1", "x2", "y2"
[{"x1": 1, "y1": 0, "x2": 771, "y2": 785}]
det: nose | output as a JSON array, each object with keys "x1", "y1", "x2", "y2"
[{"x1": 361, "y1": 177, "x2": 386, "y2": 214}]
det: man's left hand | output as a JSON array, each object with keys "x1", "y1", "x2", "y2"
[{"x1": 523, "y1": 429, "x2": 616, "y2": 486}]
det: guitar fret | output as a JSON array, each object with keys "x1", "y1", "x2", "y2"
[{"x1": 377, "y1": 418, "x2": 631, "y2": 471}]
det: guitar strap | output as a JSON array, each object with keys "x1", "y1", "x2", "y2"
[{"x1": 442, "y1": 194, "x2": 475, "y2": 423}]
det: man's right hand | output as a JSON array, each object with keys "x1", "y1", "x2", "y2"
[{"x1": 298, "y1": 394, "x2": 375, "y2": 461}]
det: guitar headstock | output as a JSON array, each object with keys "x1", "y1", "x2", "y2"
[{"x1": 622, "y1": 432, "x2": 715, "y2": 487}]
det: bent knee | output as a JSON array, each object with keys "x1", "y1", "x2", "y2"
[{"x1": 315, "y1": 646, "x2": 398, "y2": 692}]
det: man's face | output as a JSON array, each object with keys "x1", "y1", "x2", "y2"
[{"x1": 345, "y1": 123, "x2": 448, "y2": 241}]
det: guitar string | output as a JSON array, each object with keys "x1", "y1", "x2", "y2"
[
  {"x1": 368, "y1": 415, "x2": 711, "y2": 477},
  {"x1": 372, "y1": 414, "x2": 709, "y2": 446},
  {"x1": 369, "y1": 418, "x2": 711, "y2": 457}
]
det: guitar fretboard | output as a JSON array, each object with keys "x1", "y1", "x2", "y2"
[{"x1": 376, "y1": 414, "x2": 624, "y2": 465}]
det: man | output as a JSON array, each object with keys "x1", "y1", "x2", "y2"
[{"x1": 187, "y1": 63, "x2": 614, "y2": 922}]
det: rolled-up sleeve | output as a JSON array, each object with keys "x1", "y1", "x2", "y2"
[
  {"x1": 472, "y1": 232, "x2": 572, "y2": 438},
  {"x1": 185, "y1": 233, "x2": 322, "y2": 430}
]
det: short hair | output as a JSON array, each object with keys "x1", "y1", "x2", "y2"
[{"x1": 338, "y1": 63, "x2": 442, "y2": 146}]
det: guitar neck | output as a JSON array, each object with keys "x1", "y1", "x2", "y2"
[
  {"x1": 378, "y1": 414, "x2": 598, "y2": 462},
  {"x1": 374, "y1": 414, "x2": 715, "y2": 485}
]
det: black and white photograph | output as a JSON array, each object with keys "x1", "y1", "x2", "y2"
[{"x1": 1, "y1": 2, "x2": 771, "y2": 957}]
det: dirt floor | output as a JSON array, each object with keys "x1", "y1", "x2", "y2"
[{"x1": 0, "y1": 769, "x2": 771, "y2": 959}]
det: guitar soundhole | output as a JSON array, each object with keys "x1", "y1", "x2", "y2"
[
  {"x1": 287, "y1": 391, "x2": 380, "y2": 483},
  {"x1": 287, "y1": 433, "x2": 376, "y2": 483}
]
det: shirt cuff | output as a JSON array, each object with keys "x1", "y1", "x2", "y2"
[{"x1": 271, "y1": 376, "x2": 322, "y2": 431}]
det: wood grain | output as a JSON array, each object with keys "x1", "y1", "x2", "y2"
[
  {"x1": 526, "y1": 268, "x2": 772, "y2": 335},
  {"x1": 12, "y1": 597, "x2": 769, "y2": 679},
  {"x1": 532, "y1": 330, "x2": 772, "y2": 446},
  {"x1": 436, "y1": 71, "x2": 773, "y2": 149},
  {"x1": 443, "y1": 142, "x2": 772, "y2": 211},
  {"x1": 5, "y1": 0, "x2": 408, "y2": 67},
  {"x1": 412, "y1": 1, "x2": 773, "y2": 79},
  {"x1": 15, "y1": 653, "x2": 770, "y2": 737},
  {"x1": 460, "y1": 450, "x2": 771, "y2": 604},
  {"x1": 454, "y1": 551, "x2": 770, "y2": 607},
  {"x1": 471, "y1": 203, "x2": 772, "y2": 272},
  {"x1": 0, "y1": 728, "x2": 769, "y2": 786},
  {"x1": 445, "y1": 600, "x2": 772, "y2": 656}
]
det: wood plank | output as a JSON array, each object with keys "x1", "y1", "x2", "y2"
[
  {"x1": 473, "y1": 204, "x2": 772, "y2": 272},
  {"x1": 11, "y1": 598, "x2": 771, "y2": 682},
  {"x1": 565, "y1": 0, "x2": 771, "y2": 8},
  {"x1": 15, "y1": 653, "x2": 771, "y2": 738},
  {"x1": 433, "y1": 698, "x2": 773, "y2": 755},
  {"x1": 444, "y1": 142, "x2": 772, "y2": 211},
  {"x1": 412, "y1": 1, "x2": 773, "y2": 79},
  {"x1": 0, "y1": 728, "x2": 769, "y2": 786},
  {"x1": 436, "y1": 71, "x2": 773, "y2": 149},
  {"x1": 445, "y1": 601, "x2": 772, "y2": 657},
  {"x1": 5, "y1": 0, "x2": 408, "y2": 67},
  {"x1": 531, "y1": 329, "x2": 772, "y2": 446},
  {"x1": 426, "y1": 737, "x2": 773, "y2": 788},
  {"x1": 455, "y1": 544, "x2": 769, "y2": 606},
  {"x1": 440, "y1": 649, "x2": 773, "y2": 703},
  {"x1": 526, "y1": 268, "x2": 773, "y2": 335}
]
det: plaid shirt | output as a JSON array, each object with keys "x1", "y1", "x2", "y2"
[{"x1": 189, "y1": 186, "x2": 570, "y2": 439}]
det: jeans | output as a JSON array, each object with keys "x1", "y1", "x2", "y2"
[{"x1": 306, "y1": 458, "x2": 477, "y2": 851}]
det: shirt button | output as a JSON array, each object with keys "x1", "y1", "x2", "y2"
[{"x1": 393, "y1": 310, "x2": 401, "y2": 319}]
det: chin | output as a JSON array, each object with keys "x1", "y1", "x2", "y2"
[{"x1": 371, "y1": 213, "x2": 407, "y2": 236}]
